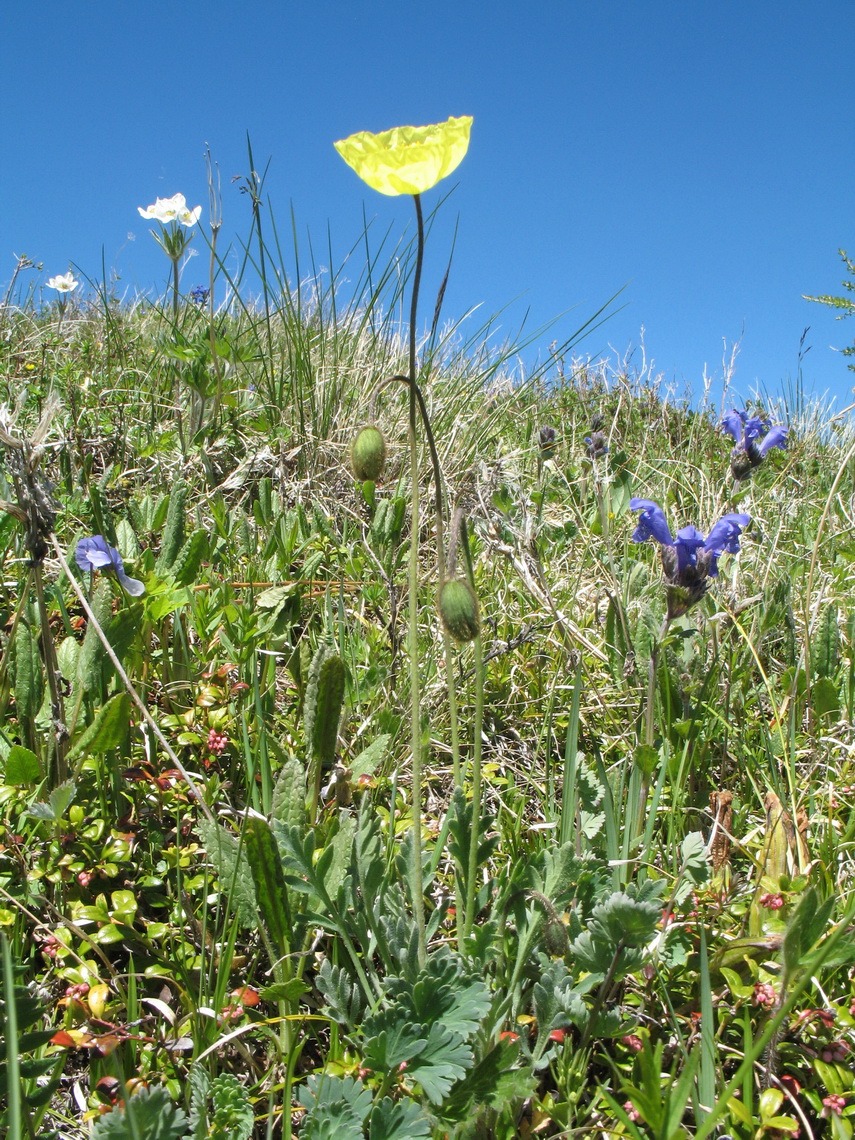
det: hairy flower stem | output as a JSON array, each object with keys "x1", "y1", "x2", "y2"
[
  {"x1": 392, "y1": 373, "x2": 465, "y2": 934},
  {"x1": 407, "y1": 194, "x2": 427, "y2": 968},
  {"x1": 171, "y1": 256, "x2": 180, "y2": 323},
  {"x1": 388, "y1": 373, "x2": 463, "y2": 791},
  {"x1": 460, "y1": 519, "x2": 485, "y2": 943}
]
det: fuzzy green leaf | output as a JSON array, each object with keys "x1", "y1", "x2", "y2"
[
  {"x1": 271, "y1": 759, "x2": 307, "y2": 830},
  {"x1": 197, "y1": 817, "x2": 257, "y2": 927},
  {"x1": 4, "y1": 745, "x2": 41, "y2": 785},
  {"x1": 244, "y1": 816, "x2": 291, "y2": 954},
  {"x1": 68, "y1": 692, "x2": 131, "y2": 759}
]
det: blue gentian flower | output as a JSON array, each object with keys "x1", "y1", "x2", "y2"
[
  {"x1": 75, "y1": 535, "x2": 145, "y2": 596},
  {"x1": 189, "y1": 285, "x2": 210, "y2": 305},
  {"x1": 630, "y1": 499, "x2": 751, "y2": 617},
  {"x1": 721, "y1": 408, "x2": 788, "y2": 480}
]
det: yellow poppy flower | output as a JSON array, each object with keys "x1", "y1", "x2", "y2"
[{"x1": 334, "y1": 116, "x2": 473, "y2": 196}]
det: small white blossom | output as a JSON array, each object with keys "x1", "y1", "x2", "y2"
[
  {"x1": 46, "y1": 272, "x2": 78, "y2": 293},
  {"x1": 137, "y1": 192, "x2": 201, "y2": 227}
]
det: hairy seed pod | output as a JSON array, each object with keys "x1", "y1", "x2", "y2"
[
  {"x1": 351, "y1": 426, "x2": 386, "y2": 482},
  {"x1": 439, "y1": 578, "x2": 480, "y2": 643},
  {"x1": 543, "y1": 919, "x2": 569, "y2": 958}
]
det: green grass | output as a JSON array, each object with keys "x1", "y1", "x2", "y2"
[{"x1": 0, "y1": 190, "x2": 854, "y2": 1140}]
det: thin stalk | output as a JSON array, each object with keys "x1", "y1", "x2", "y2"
[
  {"x1": 464, "y1": 626, "x2": 484, "y2": 942},
  {"x1": 171, "y1": 256, "x2": 180, "y2": 322},
  {"x1": 387, "y1": 372, "x2": 463, "y2": 790},
  {"x1": 461, "y1": 520, "x2": 485, "y2": 942},
  {"x1": 407, "y1": 193, "x2": 427, "y2": 968}
]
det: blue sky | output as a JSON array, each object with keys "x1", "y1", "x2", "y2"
[{"x1": 3, "y1": 1, "x2": 854, "y2": 410}]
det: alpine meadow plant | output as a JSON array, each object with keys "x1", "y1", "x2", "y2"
[
  {"x1": 336, "y1": 115, "x2": 474, "y2": 966},
  {"x1": 46, "y1": 270, "x2": 78, "y2": 329},
  {"x1": 629, "y1": 498, "x2": 751, "y2": 620},
  {"x1": 137, "y1": 191, "x2": 202, "y2": 318},
  {"x1": 721, "y1": 407, "x2": 788, "y2": 480},
  {"x1": 628, "y1": 497, "x2": 752, "y2": 841},
  {"x1": 75, "y1": 534, "x2": 146, "y2": 596}
]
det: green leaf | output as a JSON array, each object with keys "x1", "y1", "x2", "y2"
[
  {"x1": 368, "y1": 1097, "x2": 431, "y2": 1139},
  {"x1": 362, "y1": 1009, "x2": 427, "y2": 1072},
  {"x1": 632, "y1": 743, "x2": 659, "y2": 777},
  {"x1": 812, "y1": 675, "x2": 840, "y2": 720},
  {"x1": 392, "y1": 952, "x2": 491, "y2": 1039},
  {"x1": 271, "y1": 759, "x2": 307, "y2": 830},
  {"x1": 259, "y1": 978, "x2": 310, "y2": 1004},
  {"x1": 813, "y1": 604, "x2": 839, "y2": 678},
  {"x1": 27, "y1": 780, "x2": 75, "y2": 823},
  {"x1": 297, "y1": 1075, "x2": 372, "y2": 1140},
  {"x1": 316, "y1": 959, "x2": 364, "y2": 1029},
  {"x1": 68, "y1": 693, "x2": 132, "y2": 759},
  {"x1": 4, "y1": 745, "x2": 40, "y2": 785},
  {"x1": 350, "y1": 734, "x2": 392, "y2": 778},
  {"x1": 409, "y1": 1022, "x2": 473, "y2": 1104},
  {"x1": 323, "y1": 812, "x2": 356, "y2": 898},
  {"x1": 782, "y1": 886, "x2": 834, "y2": 976},
  {"x1": 12, "y1": 621, "x2": 43, "y2": 721},
  {"x1": 172, "y1": 530, "x2": 208, "y2": 587},
  {"x1": 673, "y1": 831, "x2": 711, "y2": 904},
  {"x1": 442, "y1": 1037, "x2": 535, "y2": 1120},
  {"x1": 306, "y1": 652, "x2": 346, "y2": 767},
  {"x1": 197, "y1": 817, "x2": 257, "y2": 927},
  {"x1": 208, "y1": 1073, "x2": 254, "y2": 1140},
  {"x1": 244, "y1": 816, "x2": 291, "y2": 954},
  {"x1": 155, "y1": 481, "x2": 187, "y2": 574}
]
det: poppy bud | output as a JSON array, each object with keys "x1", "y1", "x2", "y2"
[
  {"x1": 438, "y1": 578, "x2": 480, "y2": 643},
  {"x1": 351, "y1": 426, "x2": 386, "y2": 481},
  {"x1": 543, "y1": 919, "x2": 569, "y2": 957}
]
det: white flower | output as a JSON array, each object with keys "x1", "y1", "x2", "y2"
[
  {"x1": 46, "y1": 272, "x2": 79, "y2": 293},
  {"x1": 137, "y1": 192, "x2": 201, "y2": 227}
]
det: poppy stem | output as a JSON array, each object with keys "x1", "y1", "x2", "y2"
[{"x1": 407, "y1": 194, "x2": 427, "y2": 968}]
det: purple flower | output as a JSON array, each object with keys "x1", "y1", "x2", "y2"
[
  {"x1": 629, "y1": 499, "x2": 751, "y2": 617},
  {"x1": 630, "y1": 499, "x2": 673, "y2": 545},
  {"x1": 75, "y1": 536, "x2": 145, "y2": 596},
  {"x1": 721, "y1": 408, "x2": 788, "y2": 479},
  {"x1": 584, "y1": 431, "x2": 609, "y2": 460}
]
